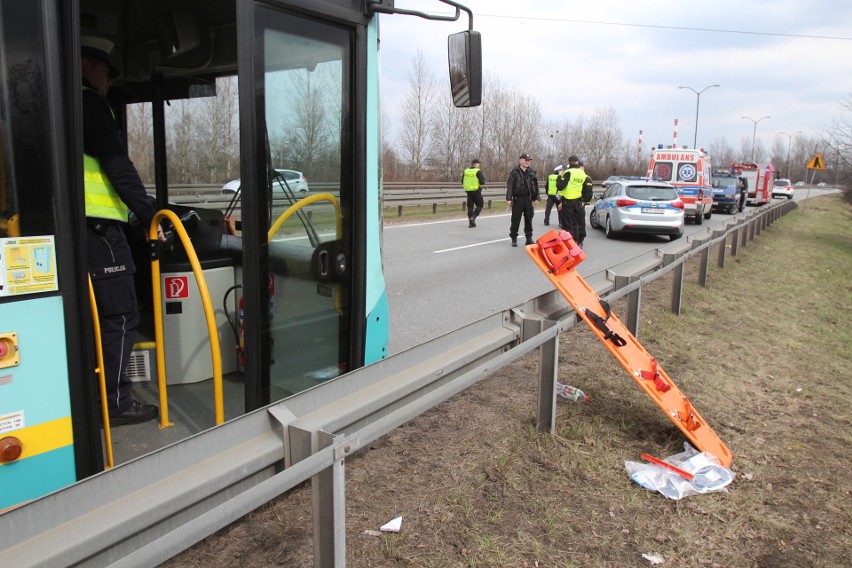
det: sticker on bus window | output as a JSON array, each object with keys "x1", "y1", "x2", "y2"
[{"x1": 0, "y1": 236, "x2": 59, "y2": 297}]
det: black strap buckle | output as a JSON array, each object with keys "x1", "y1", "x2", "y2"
[{"x1": 584, "y1": 300, "x2": 627, "y2": 347}]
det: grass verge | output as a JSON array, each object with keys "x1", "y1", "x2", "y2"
[{"x1": 167, "y1": 194, "x2": 851, "y2": 568}]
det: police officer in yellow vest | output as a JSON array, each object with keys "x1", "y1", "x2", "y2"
[
  {"x1": 555, "y1": 156, "x2": 593, "y2": 246},
  {"x1": 82, "y1": 36, "x2": 161, "y2": 426},
  {"x1": 543, "y1": 164, "x2": 563, "y2": 226},
  {"x1": 462, "y1": 158, "x2": 486, "y2": 227}
]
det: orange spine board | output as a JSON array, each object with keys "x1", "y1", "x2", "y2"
[{"x1": 526, "y1": 233, "x2": 732, "y2": 467}]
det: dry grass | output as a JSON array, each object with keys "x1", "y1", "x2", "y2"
[{"x1": 167, "y1": 194, "x2": 851, "y2": 568}]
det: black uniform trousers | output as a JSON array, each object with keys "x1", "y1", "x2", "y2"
[
  {"x1": 87, "y1": 222, "x2": 139, "y2": 413},
  {"x1": 509, "y1": 196, "x2": 535, "y2": 240},
  {"x1": 466, "y1": 189, "x2": 484, "y2": 220},
  {"x1": 558, "y1": 199, "x2": 587, "y2": 244},
  {"x1": 543, "y1": 194, "x2": 559, "y2": 224}
]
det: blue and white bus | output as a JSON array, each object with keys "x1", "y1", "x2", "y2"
[{"x1": 0, "y1": 0, "x2": 480, "y2": 510}]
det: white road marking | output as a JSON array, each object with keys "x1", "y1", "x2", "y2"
[
  {"x1": 384, "y1": 213, "x2": 511, "y2": 229},
  {"x1": 434, "y1": 238, "x2": 510, "y2": 253}
]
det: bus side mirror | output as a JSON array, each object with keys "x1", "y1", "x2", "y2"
[{"x1": 447, "y1": 30, "x2": 481, "y2": 107}]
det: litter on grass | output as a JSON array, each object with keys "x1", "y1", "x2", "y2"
[
  {"x1": 380, "y1": 516, "x2": 402, "y2": 532},
  {"x1": 625, "y1": 443, "x2": 735, "y2": 500}
]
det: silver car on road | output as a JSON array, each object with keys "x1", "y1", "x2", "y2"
[{"x1": 590, "y1": 180, "x2": 684, "y2": 241}]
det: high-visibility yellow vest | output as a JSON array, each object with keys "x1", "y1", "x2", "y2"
[
  {"x1": 463, "y1": 167, "x2": 481, "y2": 191},
  {"x1": 82, "y1": 86, "x2": 129, "y2": 222},
  {"x1": 84, "y1": 154, "x2": 130, "y2": 221},
  {"x1": 558, "y1": 167, "x2": 587, "y2": 200},
  {"x1": 547, "y1": 173, "x2": 559, "y2": 195}
]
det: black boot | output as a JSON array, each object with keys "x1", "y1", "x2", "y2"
[
  {"x1": 469, "y1": 217, "x2": 475, "y2": 228},
  {"x1": 109, "y1": 400, "x2": 158, "y2": 427},
  {"x1": 525, "y1": 236, "x2": 534, "y2": 246},
  {"x1": 511, "y1": 237, "x2": 518, "y2": 247}
]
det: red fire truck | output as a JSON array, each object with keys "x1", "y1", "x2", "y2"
[{"x1": 730, "y1": 162, "x2": 776, "y2": 206}]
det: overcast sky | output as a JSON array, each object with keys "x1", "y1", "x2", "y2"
[{"x1": 378, "y1": 0, "x2": 852, "y2": 159}]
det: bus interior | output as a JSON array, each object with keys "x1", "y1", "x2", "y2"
[{"x1": 0, "y1": 0, "x2": 480, "y2": 506}]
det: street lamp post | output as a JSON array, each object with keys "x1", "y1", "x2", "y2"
[
  {"x1": 678, "y1": 84, "x2": 720, "y2": 149},
  {"x1": 779, "y1": 130, "x2": 801, "y2": 179},
  {"x1": 742, "y1": 115, "x2": 770, "y2": 162}
]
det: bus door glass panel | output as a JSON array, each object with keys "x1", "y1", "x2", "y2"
[
  {"x1": 258, "y1": 9, "x2": 352, "y2": 400},
  {"x1": 0, "y1": 0, "x2": 59, "y2": 237},
  {"x1": 0, "y1": 0, "x2": 81, "y2": 505}
]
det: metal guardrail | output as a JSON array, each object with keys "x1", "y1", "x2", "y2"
[
  {"x1": 158, "y1": 182, "x2": 582, "y2": 216},
  {"x1": 0, "y1": 199, "x2": 798, "y2": 568},
  {"x1": 382, "y1": 185, "x2": 508, "y2": 216}
]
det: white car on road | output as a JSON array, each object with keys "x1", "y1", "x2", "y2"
[
  {"x1": 222, "y1": 169, "x2": 309, "y2": 194},
  {"x1": 771, "y1": 178, "x2": 793, "y2": 200}
]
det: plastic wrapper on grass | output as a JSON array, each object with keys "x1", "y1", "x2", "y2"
[{"x1": 625, "y1": 443, "x2": 735, "y2": 500}]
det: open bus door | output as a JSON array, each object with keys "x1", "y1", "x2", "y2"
[{"x1": 1, "y1": 0, "x2": 481, "y2": 512}]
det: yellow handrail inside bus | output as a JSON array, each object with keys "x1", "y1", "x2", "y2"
[
  {"x1": 268, "y1": 192, "x2": 341, "y2": 241},
  {"x1": 268, "y1": 192, "x2": 343, "y2": 311},
  {"x1": 0, "y1": 212, "x2": 19, "y2": 237},
  {"x1": 87, "y1": 275, "x2": 114, "y2": 469},
  {"x1": 149, "y1": 209, "x2": 224, "y2": 427}
]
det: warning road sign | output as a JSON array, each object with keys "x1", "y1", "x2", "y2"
[{"x1": 806, "y1": 153, "x2": 826, "y2": 170}]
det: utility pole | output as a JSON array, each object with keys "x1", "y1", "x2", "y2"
[
  {"x1": 779, "y1": 130, "x2": 801, "y2": 178},
  {"x1": 678, "y1": 84, "x2": 720, "y2": 149},
  {"x1": 742, "y1": 115, "x2": 770, "y2": 162}
]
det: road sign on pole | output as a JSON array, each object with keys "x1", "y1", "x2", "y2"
[{"x1": 805, "y1": 154, "x2": 826, "y2": 170}]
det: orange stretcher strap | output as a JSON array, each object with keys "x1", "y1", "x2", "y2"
[
  {"x1": 525, "y1": 230, "x2": 733, "y2": 468},
  {"x1": 639, "y1": 357, "x2": 671, "y2": 392}
]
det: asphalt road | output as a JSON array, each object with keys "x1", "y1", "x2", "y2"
[{"x1": 382, "y1": 188, "x2": 835, "y2": 354}]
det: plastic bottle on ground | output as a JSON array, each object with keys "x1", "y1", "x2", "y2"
[{"x1": 556, "y1": 382, "x2": 590, "y2": 403}]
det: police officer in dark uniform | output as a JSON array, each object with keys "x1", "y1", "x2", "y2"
[
  {"x1": 505, "y1": 153, "x2": 540, "y2": 247},
  {"x1": 556, "y1": 157, "x2": 593, "y2": 246},
  {"x1": 461, "y1": 158, "x2": 486, "y2": 227},
  {"x1": 82, "y1": 36, "x2": 160, "y2": 426},
  {"x1": 543, "y1": 164, "x2": 563, "y2": 226}
]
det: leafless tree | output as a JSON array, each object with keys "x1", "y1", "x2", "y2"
[
  {"x1": 615, "y1": 136, "x2": 643, "y2": 176},
  {"x1": 126, "y1": 102, "x2": 155, "y2": 184},
  {"x1": 708, "y1": 137, "x2": 735, "y2": 168},
  {"x1": 791, "y1": 132, "x2": 830, "y2": 184},
  {"x1": 196, "y1": 76, "x2": 239, "y2": 184},
  {"x1": 579, "y1": 106, "x2": 624, "y2": 179},
  {"x1": 430, "y1": 95, "x2": 478, "y2": 181},
  {"x1": 540, "y1": 118, "x2": 562, "y2": 172},
  {"x1": 398, "y1": 51, "x2": 437, "y2": 180},
  {"x1": 381, "y1": 105, "x2": 402, "y2": 181},
  {"x1": 287, "y1": 66, "x2": 342, "y2": 180},
  {"x1": 769, "y1": 134, "x2": 787, "y2": 172},
  {"x1": 469, "y1": 72, "x2": 499, "y2": 169},
  {"x1": 546, "y1": 107, "x2": 626, "y2": 179},
  {"x1": 486, "y1": 85, "x2": 542, "y2": 175},
  {"x1": 822, "y1": 94, "x2": 852, "y2": 186},
  {"x1": 739, "y1": 136, "x2": 767, "y2": 163},
  {"x1": 167, "y1": 100, "x2": 201, "y2": 184}
]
